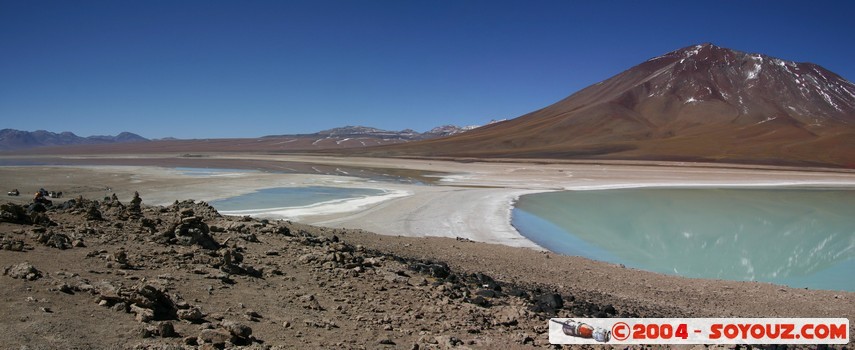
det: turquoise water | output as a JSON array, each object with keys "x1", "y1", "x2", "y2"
[
  {"x1": 209, "y1": 186, "x2": 383, "y2": 212},
  {"x1": 512, "y1": 188, "x2": 855, "y2": 291}
]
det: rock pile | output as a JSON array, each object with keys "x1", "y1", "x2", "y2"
[
  {"x1": 35, "y1": 231, "x2": 74, "y2": 249},
  {"x1": 128, "y1": 191, "x2": 143, "y2": 219},
  {"x1": 0, "y1": 236, "x2": 25, "y2": 251},
  {"x1": 86, "y1": 203, "x2": 103, "y2": 221},
  {"x1": 162, "y1": 208, "x2": 220, "y2": 250},
  {"x1": 0, "y1": 203, "x2": 31, "y2": 224}
]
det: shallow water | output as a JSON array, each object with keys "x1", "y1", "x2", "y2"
[
  {"x1": 512, "y1": 188, "x2": 855, "y2": 291},
  {"x1": 208, "y1": 186, "x2": 384, "y2": 213}
]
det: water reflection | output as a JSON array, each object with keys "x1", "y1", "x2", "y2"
[{"x1": 513, "y1": 188, "x2": 855, "y2": 291}]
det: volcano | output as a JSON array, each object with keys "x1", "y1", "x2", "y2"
[{"x1": 370, "y1": 44, "x2": 855, "y2": 168}]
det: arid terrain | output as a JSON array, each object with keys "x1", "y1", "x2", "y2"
[
  {"x1": 1, "y1": 156, "x2": 853, "y2": 348},
  {"x1": 3, "y1": 1, "x2": 853, "y2": 348}
]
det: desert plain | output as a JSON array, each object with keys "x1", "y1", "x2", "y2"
[{"x1": 1, "y1": 153, "x2": 854, "y2": 348}]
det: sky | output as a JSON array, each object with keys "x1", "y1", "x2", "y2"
[{"x1": 1, "y1": 0, "x2": 854, "y2": 139}]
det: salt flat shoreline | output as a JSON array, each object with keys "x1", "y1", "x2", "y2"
[
  {"x1": 2, "y1": 155, "x2": 855, "y2": 250},
  {"x1": 217, "y1": 187, "x2": 413, "y2": 221},
  {"x1": 2, "y1": 154, "x2": 854, "y2": 340}
]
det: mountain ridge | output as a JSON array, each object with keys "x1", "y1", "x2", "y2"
[
  {"x1": 365, "y1": 43, "x2": 855, "y2": 168},
  {"x1": 0, "y1": 129, "x2": 149, "y2": 151},
  {"x1": 1, "y1": 123, "x2": 492, "y2": 154},
  {"x1": 264, "y1": 124, "x2": 487, "y2": 141}
]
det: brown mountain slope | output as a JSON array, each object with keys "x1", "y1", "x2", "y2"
[{"x1": 365, "y1": 44, "x2": 855, "y2": 168}]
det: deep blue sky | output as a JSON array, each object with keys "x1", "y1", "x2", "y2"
[{"x1": 2, "y1": 0, "x2": 853, "y2": 139}]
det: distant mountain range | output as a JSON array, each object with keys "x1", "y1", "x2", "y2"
[
  {"x1": 265, "y1": 124, "x2": 485, "y2": 141},
  {"x1": 1, "y1": 122, "x2": 499, "y2": 153},
  {"x1": 371, "y1": 43, "x2": 855, "y2": 168},
  {"x1": 0, "y1": 129, "x2": 148, "y2": 151}
]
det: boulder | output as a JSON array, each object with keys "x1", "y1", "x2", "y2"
[
  {"x1": 36, "y1": 232, "x2": 72, "y2": 249},
  {"x1": 530, "y1": 293, "x2": 564, "y2": 314},
  {"x1": 158, "y1": 321, "x2": 177, "y2": 338},
  {"x1": 197, "y1": 329, "x2": 231, "y2": 346},
  {"x1": 222, "y1": 320, "x2": 252, "y2": 339},
  {"x1": 86, "y1": 204, "x2": 103, "y2": 221},
  {"x1": 1, "y1": 238, "x2": 25, "y2": 251},
  {"x1": 177, "y1": 307, "x2": 204, "y2": 322},
  {"x1": 4, "y1": 262, "x2": 42, "y2": 280},
  {"x1": 130, "y1": 304, "x2": 155, "y2": 323},
  {"x1": 409, "y1": 261, "x2": 451, "y2": 279},
  {"x1": 0, "y1": 203, "x2": 31, "y2": 224},
  {"x1": 491, "y1": 305, "x2": 531, "y2": 326},
  {"x1": 29, "y1": 211, "x2": 54, "y2": 226}
]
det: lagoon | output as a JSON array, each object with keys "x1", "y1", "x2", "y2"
[{"x1": 512, "y1": 188, "x2": 855, "y2": 291}]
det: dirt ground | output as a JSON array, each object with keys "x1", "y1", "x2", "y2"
[
  {"x1": 0, "y1": 156, "x2": 853, "y2": 348},
  {"x1": 2, "y1": 197, "x2": 852, "y2": 349}
]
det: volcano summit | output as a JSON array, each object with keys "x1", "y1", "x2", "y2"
[{"x1": 374, "y1": 44, "x2": 855, "y2": 168}]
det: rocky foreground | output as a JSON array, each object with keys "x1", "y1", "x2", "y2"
[
  {"x1": 1, "y1": 196, "x2": 851, "y2": 349},
  {"x1": 0, "y1": 195, "x2": 610, "y2": 349}
]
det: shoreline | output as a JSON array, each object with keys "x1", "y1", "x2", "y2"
[
  {"x1": 560, "y1": 181, "x2": 855, "y2": 191},
  {"x1": 3, "y1": 161, "x2": 855, "y2": 251},
  {"x1": 3, "y1": 158, "x2": 855, "y2": 283},
  {"x1": 3, "y1": 197, "x2": 853, "y2": 348},
  {"x1": 217, "y1": 188, "x2": 413, "y2": 221},
  {"x1": 2, "y1": 156, "x2": 855, "y2": 341}
]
